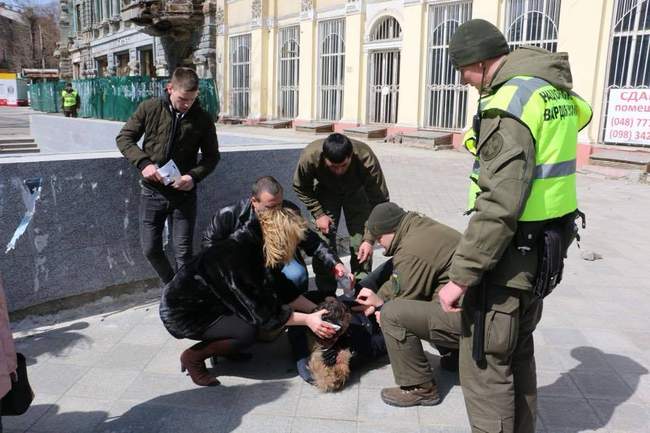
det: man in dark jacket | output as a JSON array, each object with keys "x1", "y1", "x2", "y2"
[
  {"x1": 116, "y1": 67, "x2": 220, "y2": 284},
  {"x1": 293, "y1": 133, "x2": 389, "y2": 294},
  {"x1": 202, "y1": 176, "x2": 353, "y2": 291},
  {"x1": 353, "y1": 202, "x2": 462, "y2": 407}
]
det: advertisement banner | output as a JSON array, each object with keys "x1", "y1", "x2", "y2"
[{"x1": 605, "y1": 88, "x2": 650, "y2": 147}]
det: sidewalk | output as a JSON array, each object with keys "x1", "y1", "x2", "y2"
[{"x1": 6, "y1": 136, "x2": 650, "y2": 433}]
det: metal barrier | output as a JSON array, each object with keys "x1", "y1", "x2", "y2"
[{"x1": 29, "y1": 77, "x2": 220, "y2": 121}]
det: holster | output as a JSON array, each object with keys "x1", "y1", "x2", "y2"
[{"x1": 533, "y1": 209, "x2": 585, "y2": 299}]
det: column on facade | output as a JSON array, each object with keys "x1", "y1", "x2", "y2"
[
  {"x1": 341, "y1": 3, "x2": 364, "y2": 126},
  {"x1": 559, "y1": 0, "x2": 610, "y2": 144},
  {"x1": 264, "y1": 0, "x2": 278, "y2": 118},
  {"x1": 249, "y1": 0, "x2": 269, "y2": 120},
  {"x1": 395, "y1": 1, "x2": 425, "y2": 128},
  {"x1": 297, "y1": 2, "x2": 316, "y2": 122},
  {"x1": 128, "y1": 48, "x2": 139, "y2": 76},
  {"x1": 214, "y1": 0, "x2": 227, "y2": 115}
]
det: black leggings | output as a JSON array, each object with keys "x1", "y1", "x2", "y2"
[{"x1": 199, "y1": 314, "x2": 256, "y2": 351}]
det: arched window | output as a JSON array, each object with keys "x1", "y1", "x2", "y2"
[
  {"x1": 318, "y1": 19, "x2": 345, "y2": 121},
  {"x1": 230, "y1": 34, "x2": 251, "y2": 118},
  {"x1": 504, "y1": 0, "x2": 562, "y2": 52},
  {"x1": 424, "y1": 1, "x2": 472, "y2": 130},
  {"x1": 278, "y1": 26, "x2": 300, "y2": 119},
  {"x1": 370, "y1": 16, "x2": 402, "y2": 41},
  {"x1": 607, "y1": 0, "x2": 650, "y2": 87}
]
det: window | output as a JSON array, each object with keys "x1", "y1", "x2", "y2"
[
  {"x1": 95, "y1": 56, "x2": 108, "y2": 77},
  {"x1": 504, "y1": 0, "x2": 562, "y2": 52},
  {"x1": 318, "y1": 19, "x2": 345, "y2": 121},
  {"x1": 424, "y1": 1, "x2": 472, "y2": 130},
  {"x1": 115, "y1": 52, "x2": 129, "y2": 76},
  {"x1": 278, "y1": 26, "x2": 300, "y2": 119},
  {"x1": 139, "y1": 46, "x2": 154, "y2": 77},
  {"x1": 607, "y1": 0, "x2": 650, "y2": 87},
  {"x1": 370, "y1": 16, "x2": 402, "y2": 42},
  {"x1": 230, "y1": 34, "x2": 251, "y2": 118}
]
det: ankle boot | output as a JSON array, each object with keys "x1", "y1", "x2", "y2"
[{"x1": 180, "y1": 340, "x2": 229, "y2": 387}]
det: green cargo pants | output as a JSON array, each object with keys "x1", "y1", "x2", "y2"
[
  {"x1": 381, "y1": 298, "x2": 462, "y2": 386},
  {"x1": 311, "y1": 186, "x2": 373, "y2": 293},
  {"x1": 460, "y1": 285, "x2": 543, "y2": 433}
]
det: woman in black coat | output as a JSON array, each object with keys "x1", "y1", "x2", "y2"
[{"x1": 159, "y1": 207, "x2": 337, "y2": 386}]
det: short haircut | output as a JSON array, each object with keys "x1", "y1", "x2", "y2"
[
  {"x1": 251, "y1": 175, "x2": 284, "y2": 198},
  {"x1": 171, "y1": 67, "x2": 199, "y2": 92},
  {"x1": 322, "y1": 133, "x2": 353, "y2": 164}
]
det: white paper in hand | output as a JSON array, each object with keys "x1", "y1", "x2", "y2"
[{"x1": 157, "y1": 160, "x2": 181, "y2": 186}]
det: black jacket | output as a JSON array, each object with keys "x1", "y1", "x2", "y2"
[
  {"x1": 159, "y1": 218, "x2": 301, "y2": 340},
  {"x1": 116, "y1": 93, "x2": 220, "y2": 193},
  {"x1": 201, "y1": 198, "x2": 340, "y2": 270}
]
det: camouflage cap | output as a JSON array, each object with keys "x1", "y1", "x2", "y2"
[{"x1": 449, "y1": 19, "x2": 510, "y2": 68}]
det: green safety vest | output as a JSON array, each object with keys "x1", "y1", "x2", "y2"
[
  {"x1": 62, "y1": 89, "x2": 78, "y2": 108},
  {"x1": 464, "y1": 76, "x2": 592, "y2": 222}
]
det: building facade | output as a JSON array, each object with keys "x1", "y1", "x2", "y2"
[
  {"x1": 214, "y1": 0, "x2": 650, "y2": 149},
  {"x1": 60, "y1": 0, "x2": 167, "y2": 79}
]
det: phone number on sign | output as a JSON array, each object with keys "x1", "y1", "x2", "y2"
[
  {"x1": 610, "y1": 117, "x2": 650, "y2": 127},
  {"x1": 607, "y1": 129, "x2": 650, "y2": 140}
]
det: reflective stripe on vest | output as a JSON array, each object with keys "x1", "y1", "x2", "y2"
[
  {"x1": 62, "y1": 90, "x2": 78, "y2": 108},
  {"x1": 464, "y1": 76, "x2": 593, "y2": 221}
]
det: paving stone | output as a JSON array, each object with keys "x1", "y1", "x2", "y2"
[
  {"x1": 296, "y1": 381, "x2": 359, "y2": 421},
  {"x1": 590, "y1": 400, "x2": 650, "y2": 433},
  {"x1": 538, "y1": 328, "x2": 591, "y2": 348},
  {"x1": 537, "y1": 371, "x2": 582, "y2": 398},
  {"x1": 570, "y1": 371, "x2": 634, "y2": 400},
  {"x1": 100, "y1": 343, "x2": 159, "y2": 370},
  {"x1": 290, "y1": 417, "x2": 357, "y2": 433},
  {"x1": 537, "y1": 396, "x2": 602, "y2": 431},
  {"x1": 29, "y1": 396, "x2": 110, "y2": 433},
  {"x1": 119, "y1": 323, "x2": 171, "y2": 347},
  {"x1": 26, "y1": 362, "x2": 89, "y2": 395},
  {"x1": 227, "y1": 414, "x2": 292, "y2": 433},
  {"x1": 65, "y1": 367, "x2": 140, "y2": 400},
  {"x1": 233, "y1": 380, "x2": 300, "y2": 417}
]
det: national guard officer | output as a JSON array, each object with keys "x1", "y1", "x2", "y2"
[
  {"x1": 352, "y1": 202, "x2": 462, "y2": 407},
  {"x1": 293, "y1": 133, "x2": 389, "y2": 294},
  {"x1": 438, "y1": 19, "x2": 592, "y2": 433}
]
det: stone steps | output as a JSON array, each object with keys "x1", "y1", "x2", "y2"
[
  {"x1": 386, "y1": 130, "x2": 453, "y2": 150},
  {"x1": 0, "y1": 136, "x2": 39, "y2": 155},
  {"x1": 259, "y1": 119, "x2": 292, "y2": 129},
  {"x1": 589, "y1": 148, "x2": 650, "y2": 172},
  {"x1": 343, "y1": 125, "x2": 387, "y2": 139},
  {"x1": 294, "y1": 122, "x2": 334, "y2": 134},
  {"x1": 220, "y1": 116, "x2": 244, "y2": 125}
]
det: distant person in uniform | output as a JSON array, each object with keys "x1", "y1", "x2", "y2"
[{"x1": 61, "y1": 82, "x2": 80, "y2": 117}]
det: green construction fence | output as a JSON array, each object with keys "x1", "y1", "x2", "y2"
[{"x1": 29, "y1": 77, "x2": 219, "y2": 121}]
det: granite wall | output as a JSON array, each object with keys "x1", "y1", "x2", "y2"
[{"x1": 0, "y1": 148, "x2": 306, "y2": 312}]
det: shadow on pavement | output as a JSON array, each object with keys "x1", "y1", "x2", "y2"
[
  {"x1": 7, "y1": 382, "x2": 291, "y2": 433},
  {"x1": 538, "y1": 346, "x2": 648, "y2": 432},
  {"x1": 14, "y1": 321, "x2": 91, "y2": 366}
]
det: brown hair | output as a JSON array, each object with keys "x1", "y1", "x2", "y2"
[
  {"x1": 258, "y1": 207, "x2": 307, "y2": 268},
  {"x1": 171, "y1": 67, "x2": 199, "y2": 92}
]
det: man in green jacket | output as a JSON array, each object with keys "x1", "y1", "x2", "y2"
[
  {"x1": 293, "y1": 133, "x2": 389, "y2": 293},
  {"x1": 353, "y1": 202, "x2": 462, "y2": 407},
  {"x1": 116, "y1": 67, "x2": 220, "y2": 284},
  {"x1": 438, "y1": 20, "x2": 591, "y2": 433}
]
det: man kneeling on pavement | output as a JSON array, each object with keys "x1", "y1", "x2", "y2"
[{"x1": 352, "y1": 202, "x2": 463, "y2": 406}]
